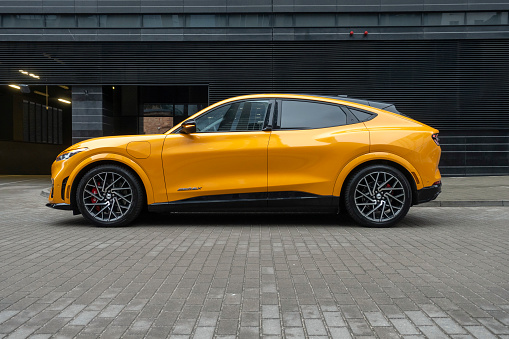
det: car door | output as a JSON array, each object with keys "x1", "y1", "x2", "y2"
[
  {"x1": 162, "y1": 99, "x2": 274, "y2": 206},
  {"x1": 268, "y1": 99, "x2": 370, "y2": 209}
]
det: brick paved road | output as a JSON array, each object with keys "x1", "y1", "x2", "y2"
[{"x1": 1, "y1": 177, "x2": 509, "y2": 338}]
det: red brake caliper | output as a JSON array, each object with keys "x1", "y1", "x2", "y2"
[{"x1": 91, "y1": 184, "x2": 100, "y2": 211}]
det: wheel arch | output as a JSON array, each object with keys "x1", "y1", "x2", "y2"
[
  {"x1": 68, "y1": 155, "x2": 154, "y2": 214},
  {"x1": 334, "y1": 153, "x2": 422, "y2": 206}
]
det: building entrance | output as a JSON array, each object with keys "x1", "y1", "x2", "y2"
[{"x1": 137, "y1": 85, "x2": 208, "y2": 134}]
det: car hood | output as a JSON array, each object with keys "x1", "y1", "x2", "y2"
[{"x1": 62, "y1": 135, "x2": 163, "y2": 154}]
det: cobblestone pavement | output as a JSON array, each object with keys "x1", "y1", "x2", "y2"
[{"x1": 1, "y1": 177, "x2": 509, "y2": 338}]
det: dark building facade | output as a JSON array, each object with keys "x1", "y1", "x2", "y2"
[{"x1": 0, "y1": 0, "x2": 508, "y2": 175}]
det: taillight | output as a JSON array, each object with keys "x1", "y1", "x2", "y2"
[{"x1": 432, "y1": 133, "x2": 440, "y2": 146}]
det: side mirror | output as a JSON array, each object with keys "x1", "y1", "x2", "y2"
[{"x1": 180, "y1": 119, "x2": 196, "y2": 134}]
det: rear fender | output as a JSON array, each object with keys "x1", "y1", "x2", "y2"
[{"x1": 333, "y1": 152, "x2": 423, "y2": 197}]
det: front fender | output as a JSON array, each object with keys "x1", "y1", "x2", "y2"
[
  {"x1": 332, "y1": 152, "x2": 423, "y2": 197},
  {"x1": 67, "y1": 153, "x2": 155, "y2": 204}
]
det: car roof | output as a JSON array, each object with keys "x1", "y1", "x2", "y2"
[{"x1": 299, "y1": 94, "x2": 403, "y2": 115}]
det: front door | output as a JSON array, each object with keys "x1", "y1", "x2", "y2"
[{"x1": 162, "y1": 99, "x2": 274, "y2": 205}]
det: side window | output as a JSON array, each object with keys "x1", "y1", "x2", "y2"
[
  {"x1": 348, "y1": 108, "x2": 376, "y2": 122},
  {"x1": 195, "y1": 100, "x2": 270, "y2": 132},
  {"x1": 280, "y1": 100, "x2": 347, "y2": 129}
]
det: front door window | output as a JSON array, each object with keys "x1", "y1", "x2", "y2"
[{"x1": 195, "y1": 100, "x2": 271, "y2": 132}]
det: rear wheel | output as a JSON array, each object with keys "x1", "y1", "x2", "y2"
[
  {"x1": 76, "y1": 164, "x2": 144, "y2": 227},
  {"x1": 344, "y1": 165, "x2": 411, "y2": 227}
]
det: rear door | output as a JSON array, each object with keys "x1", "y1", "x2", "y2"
[{"x1": 267, "y1": 99, "x2": 370, "y2": 208}]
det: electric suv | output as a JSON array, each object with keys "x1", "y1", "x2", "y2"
[{"x1": 47, "y1": 94, "x2": 441, "y2": 227}]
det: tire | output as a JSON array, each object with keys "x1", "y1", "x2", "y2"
[
  {"x1": 76, "y1": 164, "x2": 145, "y2": 227},
  {"x1": 344, "y1": 164, "x2": 412, "y2": 227}
]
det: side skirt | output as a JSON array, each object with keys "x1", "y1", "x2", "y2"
[{"x1": 148, "y1": 191, "x2": 339, "y2": 213}]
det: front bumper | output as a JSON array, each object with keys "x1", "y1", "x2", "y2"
[
  {"x1": 46, "y1": 203, "x2": 72, "y2": 211},
  {"x1": 415, "y1": 182, "x2": 442, "y2": 205}
]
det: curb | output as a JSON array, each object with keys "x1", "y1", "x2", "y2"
[{"x1": 417, "y1": 200, "x2": 509, "y2": 207}]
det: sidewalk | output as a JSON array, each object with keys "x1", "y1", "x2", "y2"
[
  {"x1": 2, "y1": 174, "x2": 509, "y2": 207},
  {"x1": 421, "y1": 175, "x2": 509, "y2": 207}
]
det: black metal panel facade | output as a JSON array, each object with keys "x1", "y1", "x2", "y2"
[
  {"x1": 1, "y1": 0, "x2": 509, "y2": 13},
  {"x1": 0, "y1": 39, "x2": 508, "y2": 175}
]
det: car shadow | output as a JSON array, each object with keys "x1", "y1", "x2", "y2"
[
  {"x1": 133, "y1": 211, "x2": 353, "y2": 228},
  {"x1": 49, "y1": 210, "x2": 441, "y2": 229}
]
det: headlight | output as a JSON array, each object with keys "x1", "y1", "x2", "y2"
[{"x1": 56, "y1": 148, "x2": 88, "y2": 161}]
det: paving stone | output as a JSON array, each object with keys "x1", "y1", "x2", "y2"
[
  {"x1": 1, "y1": 178, "x2": 509, "y2": 339},
  {"x1": 365, "y1": 311, "x2": 390, "y2": 326},
  {"x1": 262, "y1": 318, "x2": 280, "y2": 335},
  {"x1": 390, "y1": 318, "x2": 420, "y2": 335},
  {"x1": 347, "y1": 318, "x2": 373, "y2": 336},
  {"x1": 464, "y1": 325, "x2": 499, "y2": 339},
  {"x1": 433, "y1": 317, "x2": 467, "y2": 335},
  {"x1": 419, "y1": 325, "x2": 449, "y2": 339},
  {"x1": 477, "y1": 318, "x2": 509, "y2": 334},
  {"x1": 405, "y1": 311, "x2": 434, "y2": 326}
]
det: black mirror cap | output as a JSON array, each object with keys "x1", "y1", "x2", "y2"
[{"x1": 180, "y1": 119, "x2": 196, "y2": 134}]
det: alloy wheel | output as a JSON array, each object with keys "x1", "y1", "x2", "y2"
[
  {"x1": 82, "y1": 171, "x2": 133, "y2": 222},
  {"x1": 353, "y1": 171, "x2": 406, "y2": 223}
]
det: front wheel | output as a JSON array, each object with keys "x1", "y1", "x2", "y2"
[
  {"x1": 344, "y1": 165, "x2": 412, "y2": 227},
  {"x1": 76, "y1": 164, "x2": 144, "y2": 227}
]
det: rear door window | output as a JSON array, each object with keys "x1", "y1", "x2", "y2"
[{"x1": 279, "y1": 100, "x2": 347, "y2": 129}]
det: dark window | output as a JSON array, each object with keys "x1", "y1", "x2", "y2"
[
  {"x1": 195, "y1": 100, "x2": 270, "y2": 132},
  {"x1": 424, "y1": 13, "x2": 465, "y2": 26},
  {"x1": 229, "y1": 14, "x2": 271, "y2": 27},
  {"x1": 45, "y1": 15, "x2": 77, "y2": 28},
  {"x1": 143, "y1": 15, "x2": 184, "y2": 28},
  {"x1": 23, "y1": 100, "x2": 63, "y2": 144},
  {"x1": 100, "y1": 15, "x2": 141, "y2": 28},
  {"x1": 466, "y1": 12, "x2": 508, "y2": 25},
  {"x1": 348, "y1": 108, "x2": 375, "y2": 122},
  {"x1": 77, "y1": 15, "x2": 98, "y2": 28},
  {"x1": 280, "y1": 100, "x2": 347, "y2": 130},
  {"x1": 186, "y1": 15, "x2": 227, "y2": 27},
  {"x1": 380, "y1": 13, "x2": 422, "y2": 26},
  {"x1": 3, "y1": 15, "x2": 44, "y2": 28},
  {"x1": 274, "y1": 14, "x2": 293, "y2": 27}
]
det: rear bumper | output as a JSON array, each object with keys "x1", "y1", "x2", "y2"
[
  {"x1": 415, "y1": 182, "x2": 442, "y2": 205},
  {"x1": 46, "y1": 203, "x2": 72, "y2": 211}
]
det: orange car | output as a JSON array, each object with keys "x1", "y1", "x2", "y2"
[{"x1": 47, "y1": 94, "x2": 441, "y2": 227}]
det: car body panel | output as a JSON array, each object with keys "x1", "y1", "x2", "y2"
[
  {"x1": 49, "y1": 135, "x2": 167, "y2": 205},
  {"x1": 162, "y1": 131, "x2": 271, "y2": 202},
  {"x1": 268, "y1": 124, "x2": 370, "y2": 196},
  {"x1": 332, "y1": 151, "x2": 424, "y2": 197}
]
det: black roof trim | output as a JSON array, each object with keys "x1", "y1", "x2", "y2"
[{"x1": 296, "y1": 94, "x2": 407, "y2": 117}]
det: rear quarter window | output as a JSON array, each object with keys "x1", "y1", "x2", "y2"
[{"x1": 347, "y1": 108, "x2": 377, "y2": 122}]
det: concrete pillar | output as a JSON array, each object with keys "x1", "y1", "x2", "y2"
[{"x1": 71, "y1": 85, "x2": 113, "y2": 144}]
